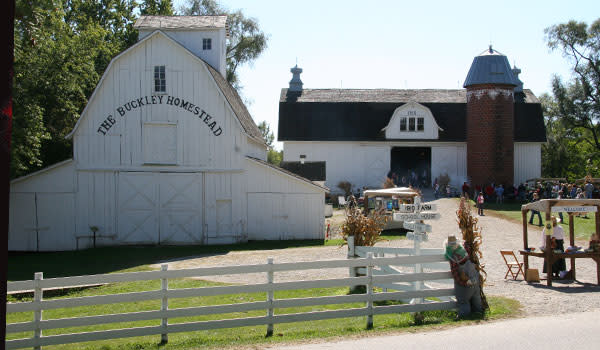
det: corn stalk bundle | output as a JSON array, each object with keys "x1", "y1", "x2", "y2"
[
  {"x1": 341, "y1": 196, "x2": 388, "y2": 247},
  {"x1": 456, "y1": 197, "x2": 489, "y2": 310}
]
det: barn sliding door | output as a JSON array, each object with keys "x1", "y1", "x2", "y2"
[
  {"x1": 158, "y1": 173, "x2": 203, "y2": 244},
  {"x1": 117, "y1": 172, "x2": 203, "y2": 244}
]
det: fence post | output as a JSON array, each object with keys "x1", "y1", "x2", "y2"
[
  {"x1": 266, "y1": 257, "x2": 274, "y2": 337},
  {"x1": 366, "y1": 252, "x2": 373, "y2": 329},
  {"x1": 347, "y1": 235, "x2": 355, "y2": 277},
  {"x1": 34, "y1": 272, "x2": 43, "y2": 350},
  {"x1": 160, "y1": 264, "x2": 168, "y2": 344}
]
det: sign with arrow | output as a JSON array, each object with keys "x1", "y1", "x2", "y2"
[
  {"x1": 398, "y1": 204, "x2": 437, "y2": 213},
  {"x1": 402, "y1": 222, "x2": 432, "y2": 232},
  {"x1": 393, "y1": 212, "x2": 440, "y2": 221}
]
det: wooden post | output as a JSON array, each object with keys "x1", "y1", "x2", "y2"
[
  {"x1": 545, "y1": 210, "x2": 553, "y2": 286},
  {"x1": 160, "y1": 264, "x2": 168, "y2": 344},
  {"x1": 366, "y1": 252, "x2": 373, "y2": 329},
  {"x1": 34, "y1": 272, "x2": 43, "y2": 350},
  {"x1": 347, "y1": 235, "x2": 356, "y2": 278},
  {"x1": 569, "y1": 213, "x2": 575, "y2": 279},
  {"x1": 522, "y1": 210, "x2": 529, "y2": 273},
  {"x1": 266, "y1": 257, "x2": 274, "y2": 337}
]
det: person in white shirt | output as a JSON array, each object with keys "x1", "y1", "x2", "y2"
[{"x1": 541, "y1": 216, "x2": 566, "y2": 277}]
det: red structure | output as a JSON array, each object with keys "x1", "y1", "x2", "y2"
[{"x1": 464, "y1": 46, "x2": 519, "y2": 188}]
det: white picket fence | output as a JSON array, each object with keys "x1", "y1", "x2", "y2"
[
  {"x1": 6, "y1": 254, "x2": 456, "y2": 350},
  {"x1": 348, "y1": 237, "x2": 454, "y2": 302}
]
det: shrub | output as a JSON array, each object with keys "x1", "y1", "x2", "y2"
[
  {"x1": 337, "y1": 181, "x2": 353, "y2": 197},
  {"x1": 340, "y1": 196, "x2": 388, "y2": 246},
  {"x1": 438, "y1": 173, "x2": 451, "y2": 188},
  {"x1": 382, "y1": 177, "x2": 395, "y2": 188}
]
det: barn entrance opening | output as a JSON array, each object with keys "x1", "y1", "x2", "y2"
[{"x1": 390, "y1": 147, "x2": 431, "y2": 187}]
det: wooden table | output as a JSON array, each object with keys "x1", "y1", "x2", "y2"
[{"x1": 520, "y1": 250, "x2": 600, "y2": 286}]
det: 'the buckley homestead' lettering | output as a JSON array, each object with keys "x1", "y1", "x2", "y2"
[{"x1": 97, "y1": 94, "x2": 223, "y2": 136}]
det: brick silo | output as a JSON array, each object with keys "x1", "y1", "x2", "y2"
[{"x1": 464, "y1": 46, "x2": 519, "y2": 189}]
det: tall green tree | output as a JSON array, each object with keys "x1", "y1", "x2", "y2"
[
  {"x1": 140, "y1": 0, "x2": 174, "y2": 15},
  {"x1": 180, "y1": 0, "x2": 268, "y2": 89},
  {"x1": 13, "y1": 1, "x2": 106, "y2": 176},
  {"x1": 257, "y1": 120, "x2": 282, "y2": 165},
  {"x1": 545, "y1": 19, "x2": 600, "y2": 172},
  {"x1": 540, "y1": 93, "x2": 588, "y2": 178},
  {"x1": 257, "y1": 120, "x2": 274, "y2": 147}
]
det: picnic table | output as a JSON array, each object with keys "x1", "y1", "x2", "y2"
[{"x1": 521, "y1": 199, "x2": 600, "y2": 286}]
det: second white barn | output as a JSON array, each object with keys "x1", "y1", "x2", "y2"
[{"x1": 9, "y1": 16, "x2": 327, "y2": 251}]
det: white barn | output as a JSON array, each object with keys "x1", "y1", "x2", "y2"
[
  {"x1": 9, "y1": 16, "x2": 327, "y2": 251},
  {"x1": 278, "y1": 48, "x2": 546, "y2": 193}
]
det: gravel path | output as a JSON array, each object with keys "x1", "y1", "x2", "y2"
[{"x1": 155, "y1": 196, "x2": 600, "y2": 316}]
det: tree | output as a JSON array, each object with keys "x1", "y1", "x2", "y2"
[
  {"x1": 140, "y1": 0, "x2": 174, "y2": 15},
  {"x1": 257, "y1": 120, "x2": 282, "y2": 165},
  {"x1": 545, "y1": 19, "x2": 600, "y2": 170},
  {"x1": 13, "y1": 1, "x2": 106, "y2": 176},
  {"x1": 257, "y1": 120, "x2": 274, "y2": 147},
  {"x1": 179, "y1": 0, "x2": 268, "y2": 89},
  {"x1": 540, "y1": 93, "x2": 588, "y2": 178}
]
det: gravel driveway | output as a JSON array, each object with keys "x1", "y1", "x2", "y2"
[{"x1": 155, "y1": 196, "x2": 600, "y2": 316}]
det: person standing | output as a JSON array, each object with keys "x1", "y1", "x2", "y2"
[
  {"x1": 541, "y1": 216, "x2": 566, "y2": 277},
  {"x1": 495, "y1": 184, "x2": 504, "y2": 204},
  {"x1": 529, "y1": 192, "x2": 543, "y2": 226},
  {"x1": 477, "y1": 192, "x2": 485, "y2": 216},
  {"x1": 585, "y1": 180, "x2": 594, "y2": 199}
]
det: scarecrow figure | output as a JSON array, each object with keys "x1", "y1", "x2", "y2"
[{"x1": 445, "y1": 235, "x2": 483, "y2": 318}]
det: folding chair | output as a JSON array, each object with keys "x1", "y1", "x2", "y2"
[{"x1": 500, "y1": 250, "x2": 524, "y2": 280}]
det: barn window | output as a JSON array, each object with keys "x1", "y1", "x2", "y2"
[
  {"x1": 417, "y1": 117, "x2": 424, "y2": 131},
  {"x1": 143, "y1": 122, "x2": 177, "y2": 165},
  {"x1": 399, "y1": 117, "x2": 407, "y2": 131},
  {"x1": 203, "y1": 38, "x2": 212, "y2": 50},
  {"x1": 154, "y1": 65, "x2": 166, "y2": 92},
  {"x1": 408, "y1": 117, "x2": 415, "y2": 131}
]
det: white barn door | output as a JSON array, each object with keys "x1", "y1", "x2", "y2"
[
  {"x1": 159, "y1": 173, "x2": 203, "y2": 244},
  {"x1": 118, "y1": 172, "x2": 203, "y2": 244},
  {"x1": 118, "y1": 173, "x2": 159, "y2": 243}
]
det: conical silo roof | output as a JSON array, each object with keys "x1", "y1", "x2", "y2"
[{"x1": 463, "y1": 46, "x2": 519, "y2": 88}]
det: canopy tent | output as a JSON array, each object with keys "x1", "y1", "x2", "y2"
[
  {"x1": 521, "y1": 198, "x2": 600, "y2": 286},
  {"x1": 363, "y1": 187, "x2": 420, "y2": 198}
]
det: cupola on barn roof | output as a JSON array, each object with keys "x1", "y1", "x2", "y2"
[
  {"x1": 463, "y1": 45, "x2": 519, "y2": 88},
  {"x1": 134, "y1": 15, "x2": 227, "y2": 30}
]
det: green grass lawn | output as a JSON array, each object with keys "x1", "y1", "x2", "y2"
[
  {"x1": 7, "y1": 236, "x2": 519, "y2": 349},
  {"x1": 468, "y1": 200, "x2": 597, "y2": 241},
  {"x1": 7, "y1": 275, "x2": 520, "y2": 350}
]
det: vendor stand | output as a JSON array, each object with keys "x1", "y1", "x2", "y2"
[
  {"x1": 362, "y1": 187, "x2": 420, "y2": 230},
  {"x1": 521, "y1": 199, "x2": 600, "y2": 286}
]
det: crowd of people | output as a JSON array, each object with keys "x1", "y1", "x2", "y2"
[{"x1": 387, "y1": 169, "x2": 430, "y2": 189}]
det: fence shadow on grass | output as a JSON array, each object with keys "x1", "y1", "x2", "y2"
[{"x1": 8, "y1": 239, "x2": 331, "y2": 281}]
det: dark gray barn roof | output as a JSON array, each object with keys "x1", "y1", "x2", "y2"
[{"x1": 278, "y1": 88, "x2": 546, "y2": 143}]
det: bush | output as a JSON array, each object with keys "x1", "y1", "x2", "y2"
[
  {"x1": 337, "y1": 181, "x2": 353, "y2": 198},
  {"x1": 340, "y1": 196, "x2": 388, "y2": 246}
]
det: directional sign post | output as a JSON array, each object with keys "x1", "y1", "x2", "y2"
[{"x1": 392, "y1": 196, "x2": 440, "y2": 303}]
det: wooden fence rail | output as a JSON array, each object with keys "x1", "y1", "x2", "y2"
[{"x1": 6, "y1": 254, "x2": 456, "y2": 350}]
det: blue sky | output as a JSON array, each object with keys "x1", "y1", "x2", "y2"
[{"x1": 175, "y1": 0, "x2": 599, "y2": 149}]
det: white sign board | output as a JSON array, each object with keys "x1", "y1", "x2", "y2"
[
  {"x1": 398, "y1": 204, "x2": 437, "y2": 213},
  {"x1": 551, "y1": 206, "x2": 598, "y2": 213},
  {"x1": 393, "y1": 212, "x2": 440, "y2": 221},
  {"x1": 402, "y1": 222, "x2": 432, "y2": 232}
]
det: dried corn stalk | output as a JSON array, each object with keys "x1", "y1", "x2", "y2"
[
  {"x1": 456, "y1": 196, "x2": 489, "y2": 310},
  {"x1": 341, "y1": 196, "x2": 388, "y2": 247}
]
